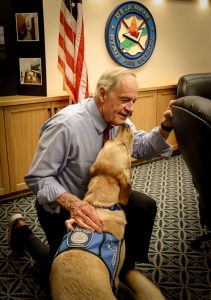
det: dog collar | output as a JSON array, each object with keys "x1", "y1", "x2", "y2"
[{"x1": 95, "y1": 203, "x2": 122, "y2": 211}]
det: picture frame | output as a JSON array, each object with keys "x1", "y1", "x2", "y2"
[
  {"x1": 15, "y1": 13, "x2": 39, "y2": 42},
  {"x1": 0, "y1": 26, "x2": 6, "y2": 59},
  {"x1": 19, "y1": 57, "x2": 42, "y2": 85}
]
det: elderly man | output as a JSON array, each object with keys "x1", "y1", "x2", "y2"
[{"x1": 9, "y1": 67, "x2": 174, "y2": 284}]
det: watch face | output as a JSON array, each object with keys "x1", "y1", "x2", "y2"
[{"x1": 105, "y1": 1, "x2": 156, "y2": 69}]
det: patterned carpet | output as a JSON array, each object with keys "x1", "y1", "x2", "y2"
[{"x1": 0, "y1": 154, "x2": 210, "y2": 300}]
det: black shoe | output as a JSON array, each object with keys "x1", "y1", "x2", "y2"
[{"x1": 8, "y1": 213, "x2": 27, "y2": 256}]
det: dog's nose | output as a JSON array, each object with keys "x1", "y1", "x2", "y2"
[{"x1": 121, "y1": 123, "x2": 130, "y2": 129}]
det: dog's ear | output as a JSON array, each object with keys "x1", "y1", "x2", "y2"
[
  {"x1": 90, "y1": 162, "x2": 119, "y2": 177},
  {"x1": 90, "y1": 165, "x2": 96, "y2": 176},
  {"x1": 90, "y1": 163, "x2": 105, "y2": 176},
  {"x1": 117, "y1": 171, "x2": 131, "y2": 205}
]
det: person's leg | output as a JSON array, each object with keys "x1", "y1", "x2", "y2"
[
  {"x1": 119, "y1": 192, "x2": 165, "y2": 299},
  {"x1": 8, "y1": 214, "x2": 51, "y2": 281},
  {"x1": 8, "y1": 199, "x2": 69, "y2": 282},
  {"x1": 121, "y1": 190, "x2": 157, "y2": 275},
  {"x1": 35, "y1": 200, "x2": 69, "y2": 260}
]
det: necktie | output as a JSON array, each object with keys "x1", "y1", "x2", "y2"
[{"x1": 103, "y1": 125, "x2": 110, "y2": 146}]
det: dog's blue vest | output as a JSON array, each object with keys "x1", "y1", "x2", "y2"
[{"x1": 54, "y1": 204, "x2": 123, "y2": 283}]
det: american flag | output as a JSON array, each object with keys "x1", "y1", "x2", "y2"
[{"x1": 58, "y1": 0, "x2": 89, "y2": 103}]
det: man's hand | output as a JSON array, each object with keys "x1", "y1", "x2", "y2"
[
  {"x1": 161, "y1": 99, "x2": 176, "y2": 127},
  {"x1": 159, "y1": 99, "x2": 176, "y2": 139},
  {"x1": 65, "y1": 200, "x2": 103, "y2": 232},
  {"x1": 56, "y1": 192, "x2": 103, "y2": 232}
]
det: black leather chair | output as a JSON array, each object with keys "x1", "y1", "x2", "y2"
[
  {"x1": 172, "y1": 73, "x2": 211, "y2": 248},
  {"x1": 176, "y1": 73, "x2": 211, "y2": 99}
]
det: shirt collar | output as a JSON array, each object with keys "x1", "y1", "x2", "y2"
[{"x1": 83, "y1": 98, "x2": 109, "y2": 134}]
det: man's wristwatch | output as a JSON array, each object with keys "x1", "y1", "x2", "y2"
[{"x1": 160, "y1": 122, "x2": 173, "y2": 132}]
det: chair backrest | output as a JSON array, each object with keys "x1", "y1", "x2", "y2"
[
  {"x1": 172, "y1": 95, "x2": 211, "y2": 228},
  {"x1": 177, "y1": 73, "x2": 211, "y2": 99}
]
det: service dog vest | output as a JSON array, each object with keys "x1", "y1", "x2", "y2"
[{"x1": 54, "y1": 204, "x2": 123, "y2": 289}]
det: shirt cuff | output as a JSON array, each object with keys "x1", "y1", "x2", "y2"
[
  {"x1": 153, "y1": 127, "x2": 173, "y2": 158},
  {"x1": 37, "y1": 185, "x2": 66, "y2": 205}
]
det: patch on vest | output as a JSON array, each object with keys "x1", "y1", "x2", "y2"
[
  {"x1": 55, "y1": 227, "x2": 122, "y2": 280},
  {"x1": 68, "y1": 227, "x2": 93, "y2": 248}
]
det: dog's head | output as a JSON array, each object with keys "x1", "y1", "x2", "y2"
[
  {"x1": 89, "y1": 123, "x2": 134, "y2": 206},
  {"x1": 93, "y1": 123, "x2": 133, "y2": 170},
  {"x1": 111, "y1": 123, "x2": 134, "y2": 155}
]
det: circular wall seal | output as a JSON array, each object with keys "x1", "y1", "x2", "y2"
[{"x1": 105, "y1": 1, "x2": 156, "y2": 68}]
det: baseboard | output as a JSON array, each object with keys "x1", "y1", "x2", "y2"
[
  {"x1": 131, "y1": 149, "x2": 180, "y2": 167},
  {"x1": 1, "y1": 150, "x2": 181, "y2": 200},
  {"x1": 0, "y1": 189, "x2": 32, "y2": 202}
]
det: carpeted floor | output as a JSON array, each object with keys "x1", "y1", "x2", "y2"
[{"x1": 0, "y1": 154, "x2": 210, "y2": 300}]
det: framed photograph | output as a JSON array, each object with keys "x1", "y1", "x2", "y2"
[
  {"x1": 15, "y1": 13, "x2": 39, "y2": 42},
  {"x1": 19, "y1": 57, "x2": 42, "y2": 85},
  {"x1": 0, "y1": 26, "x2": 6, "y2": 59}
]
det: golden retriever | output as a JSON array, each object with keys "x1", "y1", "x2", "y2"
[{"x1": 50, "y1": 124, "x2": 165, "y2": 300}]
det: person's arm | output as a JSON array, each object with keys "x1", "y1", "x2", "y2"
[
  {"x1": 159, "y1": 99, "x2": 175, "y2": 139},
  {"x1": 25, "y1": 122, "x2": 102, "y2": 232},
  {"x1": 56, "y1": 192, "x2": 102, "y2": 232},
  {"x1": 128, "y1": 100, "x2": 175, "y2": 160},
  {"x1": 24, "y1": 122, "x2": 70, "y2": 203}
]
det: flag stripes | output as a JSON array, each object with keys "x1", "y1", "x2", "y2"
[{"x1": 58, "y1": 0, "x2": 89, "y2": 103}]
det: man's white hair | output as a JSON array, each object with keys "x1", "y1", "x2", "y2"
[{"x1": 93, "y1": 67, "x2": 136, "y2": 99}]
